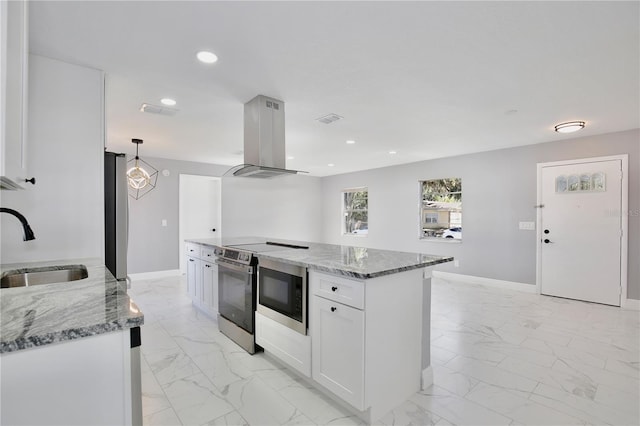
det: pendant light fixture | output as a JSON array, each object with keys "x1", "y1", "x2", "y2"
[{"x1": 127, "y1": 139, "x2": 158, "y2": 199}]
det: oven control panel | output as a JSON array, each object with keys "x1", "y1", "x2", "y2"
[{"x1": 221, "y1": 248, "x2": 254, "y2": 264}]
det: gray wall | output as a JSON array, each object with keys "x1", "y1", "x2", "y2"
[
  {"x1": 321, "y1": 129, "x2": 639, "y2": 299},
  {"x1": 1, "y1": 55, "x2": 104, "y2": 264},
  {"x1": 127, "y1": 158, "x2": 324, "y2": 273},
  {"x1": 126, "y1": 156, "x2": 228, "y2": 274},
  {"x1": 221, "y1": 174, "x2": 323, "y2": 242}
]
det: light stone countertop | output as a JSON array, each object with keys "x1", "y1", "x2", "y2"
[
  {"x1": 186, "y1": 237, "x2": 453, "y2": 279},
  {"x1": 0, "y1": 258, "x2": 144, "y2": 354}
]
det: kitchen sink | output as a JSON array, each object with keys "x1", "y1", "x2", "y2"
[{"x1": 1, "y1": 265, "x2": 88, "y2": 288}]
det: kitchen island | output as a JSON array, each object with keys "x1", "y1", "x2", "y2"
[
  {"x1": 0, "y1": 258, "x2": 144, "y2": 426},
  {"x1": 187, "y1": 237, "x2": 452, "y2": 422}
]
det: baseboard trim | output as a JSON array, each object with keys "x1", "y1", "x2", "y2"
[
  {"x1": 622, "y1": 298, "x2": 640, "y2": 310},
  {"x1": 422, "y1": 365, "x2": 434, "y2": 390},
  {"x1": 432, "y1": 271, "x2": 536, "y2": 294},
  {"x1": 128, "y1": 269, "x2": 181, "y2": 281}
]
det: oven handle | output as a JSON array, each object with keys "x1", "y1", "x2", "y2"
[{"x1": 215, "y1": 259, "x2": 254, "y2": 275}]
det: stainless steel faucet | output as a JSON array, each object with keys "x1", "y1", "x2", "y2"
[{"x1": 0, "y1": 208, "x2": 36, "y2": 241}]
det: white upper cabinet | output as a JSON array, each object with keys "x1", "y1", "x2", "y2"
[{"x1": 1, "y1": 0, "x2": 29, "y2": 189}]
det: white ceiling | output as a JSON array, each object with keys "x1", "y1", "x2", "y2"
[{"x1": 29, "y1": 1, "x2": 639, "y2": 177}]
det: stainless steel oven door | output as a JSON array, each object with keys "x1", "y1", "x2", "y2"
[
  {"x1": 216, "y1": 259, "x2": 255, "y2": 334},
  {"x1": 257, "y1": 259, "x2": 307, "y2": 335}
]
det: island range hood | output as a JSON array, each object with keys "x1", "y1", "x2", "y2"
[{"x1": 230, "y1": 95, "x2": 306, "y2": 178}]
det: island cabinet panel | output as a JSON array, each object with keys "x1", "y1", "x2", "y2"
[
  {"x1": 309, "y1": 269, "x2": 423, "y2": 422},
  {"x1": 255, "y1": 311, "x2": 311, "y2": 377},
  {"x1": 311, "y1": 294, "x2": 365, "y2": 410},
  {"x1": 186, "y1": 254, "x2": 200, "y2": 299},
  {"x1": 202, "y1": 260, "x2": 218, "y2": 313},
  {"x1": 185, "y1": 242, "x2": 218, "y2": 318}
]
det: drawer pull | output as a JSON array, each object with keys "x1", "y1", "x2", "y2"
[
  {"x1": 331, "y1": 306, "x2": 337, "y2": 312},
  {"x1": 205, "y1": 264, "x2": 211, "y2": 268},
  {"x1": 189, "y1": 259, "x2": 194, "y2": 262},
  {"x1": 331, "y1": 286, "x2": 338, "y2": 292}
]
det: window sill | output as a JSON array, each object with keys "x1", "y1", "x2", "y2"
[{"x1": 419, "y1": 237, "x2": 462, "y2": 244}]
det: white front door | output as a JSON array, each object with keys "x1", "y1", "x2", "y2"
[
  {"x1": 538, "y1": 157, "x2": 625, "y2": 306},
  {"x1": 179, "y1": 174, "x2": 221, "y2": 273}
]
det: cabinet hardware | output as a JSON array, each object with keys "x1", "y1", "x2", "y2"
[
  {"x1": 331, "y1": 286, "x2": 338, "y2": 292},
  {"x1": 330, "y1": 306, "x2": 337, "y2": 312},
  {"x1": 24, "y1": 177, "x2": 36, "y2": 185}
]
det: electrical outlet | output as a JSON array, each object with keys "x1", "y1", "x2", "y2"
[{"x1": 519, "y1": 221, "x2": 535, "y2": 230}]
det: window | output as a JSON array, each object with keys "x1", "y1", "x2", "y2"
[
  {"x1": 420, "y1": 178, "x2": 462, "y2": 240},
  {"x1": 343, "y1": 188, "x2": 368, "y2": 235}
]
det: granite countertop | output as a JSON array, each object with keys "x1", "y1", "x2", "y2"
[
  {"x1": 186, "y1": 237, "x2": 453, "y2": 279},
  {"x1": 0, "y1": 258, "x2": 144, "y2": 354}
]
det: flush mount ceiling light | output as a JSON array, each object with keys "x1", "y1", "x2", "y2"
[
  {"x1": 346, "y1": 140, "x2": 356, "y2": 145},
  {"x1": 328, "y1": 163, "x2": 335, "y2": 167},
  {"x1": 160, "y1": 98, "x2": 176, "y2": 106},
  {"x1": 197, "y1": 51, "x2": 218, "y2": 64},
  {"x1": 389, "y1": 150, "x2": 397, "y2": 155},
  {"x1": 287, "y1": 156, "x2": 295, "y2": 160},
  {"x1": 127, "y1": 139, "x2": 158, "y2": 199},
  {"x1": 554, "y1": 121, "x2": 585, "y2": 133}
]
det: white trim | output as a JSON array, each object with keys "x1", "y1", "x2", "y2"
[
  {"x1": 421, "y1": 365, "x2": 434, "y2": 390},
  {"x1": 432, "y1": 271, "x2": 536, "y2": 293},
  {"x1": 622, "y1": 298, "x2": 640, "y2": 311},
  {"x1": 536, "y1": 154, "x2": 629, "y2": 307},
  {"x1": 128, "y1": 269, "x2": 181, "y2": 282}
]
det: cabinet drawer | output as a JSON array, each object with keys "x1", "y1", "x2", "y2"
[
  {"x1": 185, "y1": 243, "x2": 200, "y2": 258},
  {"x1": 201, "y1": 246, "x2": 216, "y2": 261},
  {"x1": 311, "y1": 271, "x2": 364, "y2": 309}
]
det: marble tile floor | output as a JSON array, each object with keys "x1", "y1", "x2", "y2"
[{"x1": 128, "y1": 275, "x2": 640, "y2": 426}]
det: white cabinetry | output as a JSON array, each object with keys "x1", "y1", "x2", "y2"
[
  {"x1": 310, "y1": 269, "x2": 424, "y2": 421},
  {"x1": 0, "y1": 0, "x2": 28, "y2": 189},
  {"x1": 185, "y1": 242, "x2": 218, "y2": 317},
  {"x1": 1, "y1": 330, "x2": 138, "y2": 426},
  {"x1": 312, "y1": 294, "x2": 365, "y2": 408}
]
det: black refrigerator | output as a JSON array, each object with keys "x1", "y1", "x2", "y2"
[{"x1": 104, "y1": 152, "x2": 128, "y2": 282}]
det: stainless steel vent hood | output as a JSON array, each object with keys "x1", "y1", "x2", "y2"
[{"x1": 230, "y1": 95, "x2": 306, "y2": 179}]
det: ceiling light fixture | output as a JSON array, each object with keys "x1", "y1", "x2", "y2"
[
  {"x1": 287, "y1": 156, "x2": 295, "y2": 160},
  {"x1": 554, "y1": 121, "x2": 585, "y2": 133},
  {"x1": 197, "y1": 51, "x2": 218, "y2": 64},
  {"x1": 127, "y1": 139, "x2": 158, "y2": 199},
  {"x1": 328, "y1": 163, "x2": 335, "y2": 167},
  {"x1": 346, "y1": 140, "x2": 356, "y2": 145},
  {"x1": 389, "y1": 150, "x2": 397, "y2": 155},
  {"x1": 160, "y1": 98, "x2": 176, "y2": 106}
]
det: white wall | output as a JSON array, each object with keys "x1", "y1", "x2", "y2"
[
  {"x1": 0, "y1": 55, "x2": 104, "y2": 263},
  {"x1": 321, "y1": 129, "x2": 640, "y2": 299},
  {"x1": 221, "y1": 174, "x2": 323, "y2": 242}
]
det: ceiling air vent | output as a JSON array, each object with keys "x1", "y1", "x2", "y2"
[
  {"x1": 316, "y1": 113, "x2": 343, "y2": 124},
  {"x1": 140, "y1": 103, "x2": 178, "y2": 116}
]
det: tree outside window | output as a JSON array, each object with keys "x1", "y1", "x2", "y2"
[
  {"x1": 420, "y1": 178, "x2": 462, "y2": 240},
  {"x1": 343, "y1": 188, "x2": 368, "y2": 235}
]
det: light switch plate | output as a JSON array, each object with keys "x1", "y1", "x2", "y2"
[
  {"x1": 161, "y1": 219, "x2": 167, "y2": 227},
  {"x1": 519, "y1": 221, "x2": 535, "y2": 230}
]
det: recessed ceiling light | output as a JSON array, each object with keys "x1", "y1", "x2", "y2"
[
  {"x1": 160, "y1": 98, "x2": 176, "y2": 106},
  {"x1": 389, "y1": 150, "x2": 397, "y2": 155},
  {"x1": 328, "y1": 163, "x2": 335, "y2": 167},
  {"x1": 554, "y1": 121, "x2": 585, "y2": 133},
  {"x1": 197, "y1": 51, "x2": 218, "y2": 64},
  {"x1": 287, "y1": 156, "x2": 295, "y2": 160},
  {"x1": 346, "y1": 140, "x2": 356, "y2": 145}
]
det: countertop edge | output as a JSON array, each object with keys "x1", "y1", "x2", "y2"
[{"x1": 0, "y1": 317, "x2": 144, "y2": 354}]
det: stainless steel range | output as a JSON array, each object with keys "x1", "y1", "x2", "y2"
[{"x1": 216, "y1": 241, "x2": 307, "y2": 354}]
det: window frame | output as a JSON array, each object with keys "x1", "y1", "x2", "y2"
[
  {"x1": 342, "y1": 187, "x2": 368, "y2": 237},
  {"x1": 419, "y1": 178, "x2": 462, "y2": 242}
]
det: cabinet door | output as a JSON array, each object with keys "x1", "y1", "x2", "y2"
[
  {"x1": 186, "y1": 256, "x2": 199, "y2": 298},
  {"x1": 0, "y1": 0, "x2": 28, "y2": 188},
  {"x1": 202, "y1": 261, "x2": 218, "y2": 313},
  {"x1": 311, "y1": 296, "x2": 365, "y2": 410}
]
